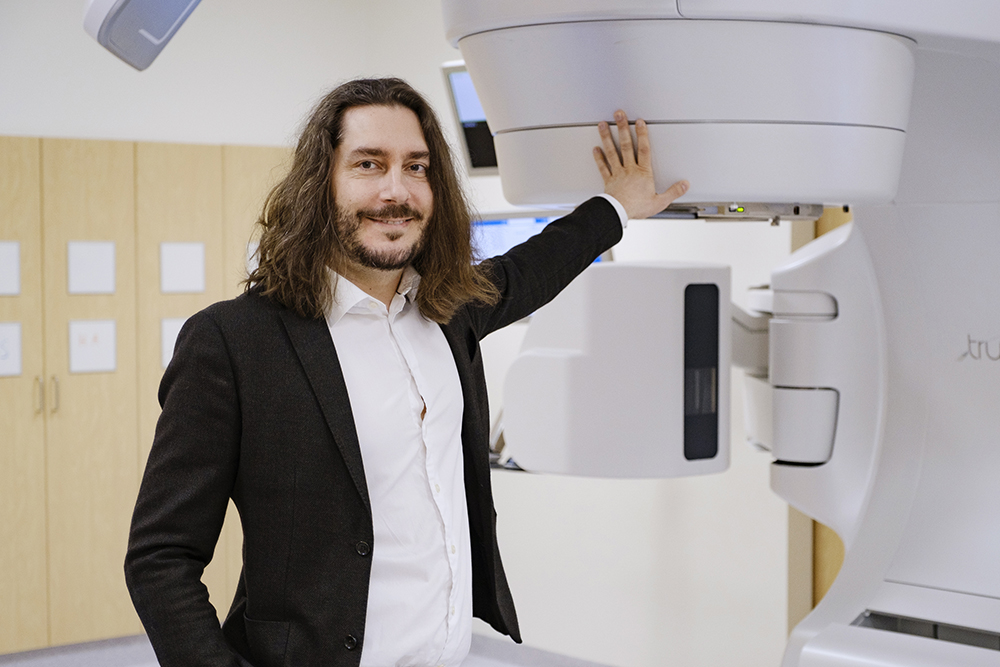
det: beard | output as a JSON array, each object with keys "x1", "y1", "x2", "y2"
[{"x1": 334, "y1": 202, "x2": 426, "y2": 271}]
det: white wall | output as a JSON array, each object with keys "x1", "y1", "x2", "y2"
[
  {"x1": 1, "y1": 2, "x2": 793, "y2": 664},
  {"x1": 0, "y1": 0, "x2": 515, "y2": 214}
]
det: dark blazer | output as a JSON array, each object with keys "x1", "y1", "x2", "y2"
[{"x1": 124, "y1": 197, "x2": 623, "y2": 667}]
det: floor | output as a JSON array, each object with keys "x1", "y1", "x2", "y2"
[
  {"x1": 0, "y1": 633, "x2": 613, "y2": 667},
  {"x1": 0, "y1": 635, "x2": 157, "y2": 667}
]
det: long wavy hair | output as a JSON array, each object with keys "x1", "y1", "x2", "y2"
[{"x1": 245, "y1": 77, "x2": 499, "y2": 323}]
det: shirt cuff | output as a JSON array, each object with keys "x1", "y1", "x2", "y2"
[{"x1": 596, "y1": 193, "x2": 629, "y2": 229}]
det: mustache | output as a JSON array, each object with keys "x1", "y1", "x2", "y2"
[{"x1": 355, "y1": 203, "x2": 425, "y2": 222}]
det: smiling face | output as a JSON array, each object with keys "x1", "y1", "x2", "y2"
[{"x1": 331, "y1": 104, "x2": 434, "y2": 275}]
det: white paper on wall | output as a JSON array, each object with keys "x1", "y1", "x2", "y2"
[
  {"x1": 161, "y1": 317, "x2": 188, "y2": 369},
  {"x1": 246, "y1": 240, "x2": 260, "y2": 275},
  {"x1": 0, "y1": 322, "x2": 22, "y2": 377},
  {"x1": 0, "y1": 241, "x2": 20, "y2": 296},
  {"x1": 160, "y1": 242, "x2": 206, "y2": 294},
  {"x1": 68, "y1": 241, "x2": 116, "y2": 294},
  {"x1": 68, "y1": 320, "x2": 116, "y2": 373}
]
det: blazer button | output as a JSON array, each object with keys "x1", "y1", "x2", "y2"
[
  {"x1": 356, "y1": 541, "x2": 370, "y2": 556},
  {"x1": 344, "y1": 634, "x2": 358, "y2": 650}
]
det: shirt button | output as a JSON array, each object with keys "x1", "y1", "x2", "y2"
[
  {"x1": 450, "y1": 606, "x2": 456, "y2": 616},
  {"x1": 450, "y1": 544, "x2": 456, "y2": 554},
  {"x1": 345, "y1": 634, "x2": 358, "y2": 650},
  {"x1": 356, "y1": 541, "x2": 370, "y2": 556},
  {"x1": 434, "y1": 483, "x2": 441, "y2": 493}
]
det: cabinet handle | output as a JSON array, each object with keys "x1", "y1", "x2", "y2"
[
  {"x1": 34, "y1": 376, "x2": 45, "y2": 414},
  {"x1": 50, "y1": 375, "x2": 59, "y2": 413}
]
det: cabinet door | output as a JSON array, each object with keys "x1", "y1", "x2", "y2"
[
  {"x1": 221, "y1": 145, "x2": 292, "y2": 297},
  {"x1": 0, "y1": 137, "x2": 49, "y2": 653},
  {"x1": 41, "y1": 138, "x2": 142, "y2": 645},
  {"x1": 135, "y1": 141, "x2": 232, "y2": 618}
]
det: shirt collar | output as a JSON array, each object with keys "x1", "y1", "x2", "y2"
[
  {"x1": 326, "y1": 266, "x2": 421, "y2": 327},
  {"x1": 396, "y1": 265, "x2": 421, "y2": 300}
]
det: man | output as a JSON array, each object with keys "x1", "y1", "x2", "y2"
[{"x1": 124, "y1": 77, "x2": 688, "y2": 667}]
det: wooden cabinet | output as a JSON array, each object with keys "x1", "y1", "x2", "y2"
[
  {"x1": 134, "y1": 141, "x2": 290, "y2": 623},
  {"x1": 221, "y1": 145, "x2": 292, "y2": 298},
  {"x1": 0, "y1": 137, "x2": 48, "y2": 654},
  {"x1": 135, "y1": 141, "x2": 233, "y2": 620},
  {"x1": 0, "y1": 136, "x2": 290, "y2": 653},
  {"x1": 42, "y1": 138, "x2": 142, "y2": 645}
]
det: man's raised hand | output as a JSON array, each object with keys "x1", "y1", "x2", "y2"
[{"x1": 593, "y1": 109, "x2": 689, "y2": 221}]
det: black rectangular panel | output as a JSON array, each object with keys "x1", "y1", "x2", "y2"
[
  {"x1": 684, "y1": 284, "x2": 719, "y2": 460},
  {"x1": 462, "y1": 121, "x2": 498, "y2": 169}
]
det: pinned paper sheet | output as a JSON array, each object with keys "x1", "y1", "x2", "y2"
[
  {"x1": 0, "y1": 322, "x2": 22, "y2": 377},
  {"x1": 161, "y1": 317, "x2": 188, "y2": 369},
  {"x1": 160, "y1": 242, "x2": 206, "y2": 294},
  {"x1": 69, "y1": 320, "x2": 116, "y2": 373},
  {"x1": 246, "y1": 241, "x2": 260, "y2": 275},
  {"x1": 68, "y1": 241, "x2": 116, "y2": 294},
  {"x1": 0, "y1": 242, "x2": 20, "y2": 296}
]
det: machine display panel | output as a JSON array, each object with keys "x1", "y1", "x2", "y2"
[{"x1": 443, "y1": 63, "x2": 499, "y2": 175}]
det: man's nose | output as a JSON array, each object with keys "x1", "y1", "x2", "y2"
[{"x1": 379, "y1": 169, "x2": 410, "y2": 202}]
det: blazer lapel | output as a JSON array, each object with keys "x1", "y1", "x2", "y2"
[
  {"x1": 438, "y1": 319, "x2": 491, "y2": 502},
  {"x1": 278, "y1": 309, "x2": 371, "y2": 515}
]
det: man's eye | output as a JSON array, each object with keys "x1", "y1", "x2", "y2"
[
  {"x1": 409, "y1": 163, "x2": 428, "y2": 174},
  {"x1": 359, "y1": 160, "x2": 375, "y2": 169}
]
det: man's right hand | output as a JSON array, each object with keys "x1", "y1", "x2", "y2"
[{"x1": 593, "y1": 109, "x2": 689, "y2": 221}]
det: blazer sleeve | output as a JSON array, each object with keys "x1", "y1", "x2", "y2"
[
  {"x1": 468, "y1": 195, "x2": 623, "y2": 338},
  {"x1": 124, "y1": 310, "x2": 252, "y2": 667}
]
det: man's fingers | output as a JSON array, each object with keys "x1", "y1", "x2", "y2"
[
  {"x1": 593, "y1": 146, "x2": 612, "y2": 181},
  {"x1": 614, "y1": 110, "x2": 635, "y2": 166},
  {"x1": 598, "y1": 121, "x2": 620, "y2": 172},
  {"x1": 635, "y1": 118, "x2": 652, "y2": 169},
  {"x1": 657, "y1": 179, "x2": 691, "y2": 209},
  {"x1": 595, "y1": 108, "x2": 689, "y2": 220}
]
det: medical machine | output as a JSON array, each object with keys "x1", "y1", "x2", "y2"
[
  {"x1": 83, "y1": 1, "x2": 1000, "y2": 663},
  {"x1": 442, "y1": 2, "x2": 1000, "y2": 665}
]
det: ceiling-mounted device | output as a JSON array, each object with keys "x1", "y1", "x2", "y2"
[{"x1": 84, "y1": 0, "x2": 202, "y2": 71}]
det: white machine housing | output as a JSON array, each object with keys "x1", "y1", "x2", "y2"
[
  {"x1": 445, "y1": 10, "x2": 914, "y2": 207},
  {"x1": 751, "y1": 223, "x2": 884, "y2": 548},
  {"x1": 503, "y1": 262, "x2": 730, "y2": 478},
  {"x1": 446, "y1": 2, "x2": 1000, "y2": 665}
]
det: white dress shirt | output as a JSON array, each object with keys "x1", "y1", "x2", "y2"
[
  {"x1": 322, "y1": 194, "x2": 627, "y2": 666},
  {"x1": 327, "y1": 268, "x2": 472, "y2": 667}
]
